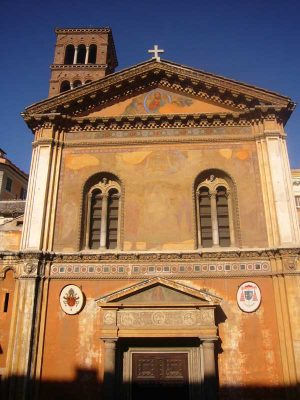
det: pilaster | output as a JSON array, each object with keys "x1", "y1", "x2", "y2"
[
  {"x1": 102, "y1": 338, "x2": 118, "y2": 400},
  {"x1": 6, "y1": 262, "x2": 44, "y2": 400},
  {"x1": 202, "y1": 339, "x2": 218, "y2": 400},
  {"x1": 272, "y1": 256, "x2": 298, "y2": 399},
  {"x1": 255, "y1": 120, "x2": 299, "y2": 247},
  {"x1": 21, "y1": 125, "x2": 63, "y2": 251}
]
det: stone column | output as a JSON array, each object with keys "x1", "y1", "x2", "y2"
[
  {"x1": 73, "y1": 46, "x2": 78, "y2": 64},
  {"x1": 227, "y1": 190, "x2": 235, "y2": 246},
  {"x1": 103, "y1": 339, "x2": 117, "y2": 400},
  {"x1": 100, "y1": 193, "x2": 108, "y2": 250},
  {"x1": 210, "y1": 191, "x2": 219, "y2": 247},
  {"x1": 202, "y1": 340, "x2": 218, "y2": 400},
  {"x1": 85, "y1": 45, "x2": 90, "y2": 64}
]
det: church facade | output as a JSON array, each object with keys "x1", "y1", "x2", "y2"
[{"x1": 1, "y1": 27, "x2": 300, "y2": 400}]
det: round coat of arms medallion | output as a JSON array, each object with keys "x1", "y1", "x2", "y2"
[
  {"x1": 237, "y1": 281, "x2": 261, "y2": 313},
  {"x1": 59, "y1": 285, "x2": 85, "y2": 315}
]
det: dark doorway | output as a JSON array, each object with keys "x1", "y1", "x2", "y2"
[{"x1": 131, "y1": 352, "x2": 189, "y2": 400}]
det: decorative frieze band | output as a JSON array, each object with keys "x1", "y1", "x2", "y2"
[
  {"x1": 66, "y1": 125, "x2": 252, "y2": 139},
  {"x1": 50, "y1": 260, "x2": 271, "y2": 278}
]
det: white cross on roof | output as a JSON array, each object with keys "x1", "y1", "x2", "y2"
[{"x1": 148, "y1": 45, "x2": 164, "y2": 62}]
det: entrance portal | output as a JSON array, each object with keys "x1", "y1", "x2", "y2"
[
  {"x1": 121, "y1": 340, "x2": 202, "y2": 400},
  {"x1": 132, "y1": 352, "x2": 189, "y2": 400},
  {"x1": 98, "y1": 278, "x2": 221, "y2": 400}
]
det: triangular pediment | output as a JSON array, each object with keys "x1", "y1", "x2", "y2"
[
  {"x1": 23, "y1": 59, "x2": 294, "y2": 127},
  {"x1": 96, "y1": 277, "x2": 222, "y2": 306}
]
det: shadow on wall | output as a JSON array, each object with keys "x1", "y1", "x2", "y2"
[{"x1": 1, "y1": 369, "x2": 300, "y2": 400}]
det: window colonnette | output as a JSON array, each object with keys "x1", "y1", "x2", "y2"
[{"x1": 64, "y1": 44, "x2": 98, "y2": 65}]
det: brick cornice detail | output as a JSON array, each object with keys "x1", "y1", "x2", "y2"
[
  {"x1": 23, "y1": 60, "x2": 295, "y2": 124},
  {"x1": 23, "y1": 107, "x2": 285, "y2": 133}
]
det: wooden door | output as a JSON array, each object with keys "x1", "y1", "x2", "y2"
[{"x1": 131, "y1": 352, "x2": 189, "y2": 400}]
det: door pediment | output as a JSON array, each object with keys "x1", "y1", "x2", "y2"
[
  {"x1": 96, "y1": 277, "x2": 222, "y2": 306},
  {"x1": 97, "y1": 278, "x2": 221, "y2": 339}
]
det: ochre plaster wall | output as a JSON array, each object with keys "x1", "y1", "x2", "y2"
[
  {"x1": 53, "y1": 141, "x2": 267, "y2": 251},
  {"x1": 0, "y1": 230, "x2": 22, "y2": 251},
  {"x1": 40, "y1": 277, "x2": 282, "y2": 398},
  {"x1": 0, "y1": 270, "x2": 16, "y2": 369},
  {"x1": 285, "y1": 275, "x2": 300, "y2": 382}
]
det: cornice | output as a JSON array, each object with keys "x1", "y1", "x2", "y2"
[
  {"x1": 55, "y1": 27, "x2": 112, "y2": 34},
  {"x1": 1, "y1": 247, "x2": 299, "y2": 262},
  {"x1": 50, "y1": 64, "x2": 108, "y2": 70},
  {"x1": 1, "y1": 248, "x2": 299, "y2": 279},
  {"x1": 23, "y1": 60, "x2": 294, "y2": 125},
  {"x1": 23, "y1": 106, "x2": 285, "y2": 133}
]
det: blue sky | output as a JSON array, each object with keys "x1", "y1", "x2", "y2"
[{"x1": 1, "y1": 0, "x2": 299, "y2": 172}]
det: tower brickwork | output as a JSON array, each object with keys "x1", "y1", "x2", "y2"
[{"x1": 48, "y1": 27, "x2": 118, "y2": 97}]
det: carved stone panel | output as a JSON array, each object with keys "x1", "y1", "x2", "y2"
[
  {"x1": 103, "y1": 309, "x2": 117, "y2": 326},
  {"x1": 115, "y1": 308, "x2": 215, "y2": 329}
]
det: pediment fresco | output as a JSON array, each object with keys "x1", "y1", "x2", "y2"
[{"x1": 87, "y1": 88, "x2": 236, "y2": 117}]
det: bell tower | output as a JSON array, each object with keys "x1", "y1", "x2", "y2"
[{"x1": 48, "y1": 27, "x2": 118, "y2": 97}]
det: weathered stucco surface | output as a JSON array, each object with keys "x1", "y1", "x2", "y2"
[
  {"x1": 53, "y1": 141, "x2": 267, "y2": 252},
  {"x1": 39, "y1": 277, "x2": 283, "y2": 397}
]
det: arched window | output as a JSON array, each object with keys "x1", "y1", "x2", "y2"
[
  {"x1": 77, "y1": 44, "x2": 86, "y2": 64},
  {"x1": 60, "y1": 80, "x2": 71, "y2": 93},
  {"x1": 88, "y1": 44, "x2": 97, "y2": 64},
  {"x1": 195, "y1": 171, "x2": 236, "y2": 248},
  {"x1": 73, "y1": 80, "x2": 82, "y2": 88},
  {"x1": 84, "y1": 175, "x2": 121, "y2": 250},
  {"x1": 64, "y1": 44, "x2": 75, "y2": 65},
  {"x1": 85, "y1": 79, "x2": 92, "y2": 84}
]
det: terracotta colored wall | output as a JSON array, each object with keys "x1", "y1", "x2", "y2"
[
  {"x1": 0, "y1": 270, "x2": 16, "y2": 369},
  {"x1": 285, "y1": 275, "x2": 300, "y2": 382},
  {"x1": 53, "y1": 141, "x2": 267, "y2": 252},
  {"x1": 40, "y1": 279, "x2": 128, "y2": 399},
  {"x1": 40, "y1": 276, "x2": 282, "y2": 398}
]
